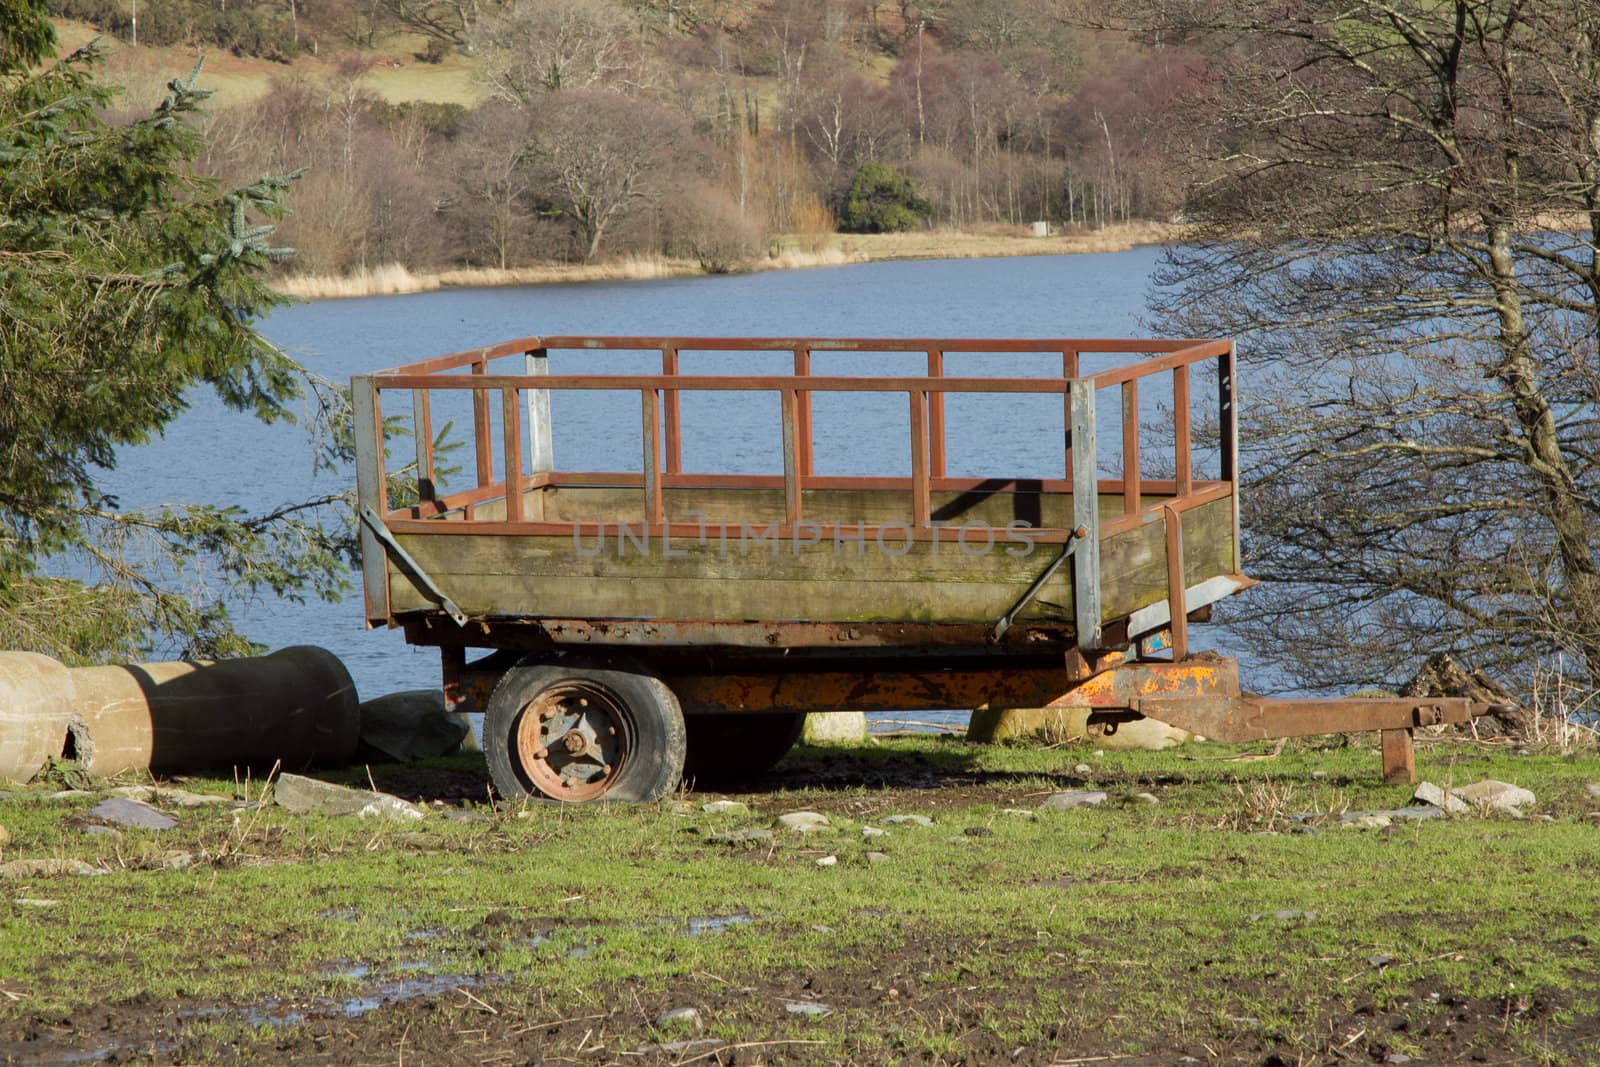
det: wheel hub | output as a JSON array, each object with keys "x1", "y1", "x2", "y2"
[{"x1": 514, "y1": 683, "x2": 628, "y2": 800}]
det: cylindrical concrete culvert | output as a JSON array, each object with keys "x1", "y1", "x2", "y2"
[
  {"x1": 66, "y1": 646, "x2": 361, "y2": 776},
  {"x1": 0, "y1": 651, "x2": 76, "y2": 784}
]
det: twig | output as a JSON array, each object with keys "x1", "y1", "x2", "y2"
[
  {"x1": 675, "y1": 1039, "x2": 826, "y2": 1066},
  {"x1": 456, "y1": 987, "x2": 497, "y2": 1014},
  {"x1": 510, "y1": 1011, "x2": 608, "y2": 1036},
  {"x1": 0, "y1": 989, "x2": 27, "y2": 1001}
]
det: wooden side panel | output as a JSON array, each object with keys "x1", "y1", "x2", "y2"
[{"x1": 385, "y1": 492, "x2": 1236, "y2": 630}]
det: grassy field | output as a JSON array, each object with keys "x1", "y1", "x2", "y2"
[{"x1": 1, "y1": 734, "x2": 1597, "y2": 1064}]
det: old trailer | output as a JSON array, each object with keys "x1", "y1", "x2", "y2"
[{"x1": 352, "y1": 335, "x2": 1487, "y2": 803}]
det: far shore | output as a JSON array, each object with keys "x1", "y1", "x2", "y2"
[{"x1": 274, "y1": 221, "x2": 1186, "y2": 301}]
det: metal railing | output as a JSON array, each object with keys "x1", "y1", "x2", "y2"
[{"x1": 353, "y1": 335, "x2": 1239, "y2": 652}]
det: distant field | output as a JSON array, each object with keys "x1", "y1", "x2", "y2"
[{"x1": 49, "y1": 19, "x2": 487, "y2": 110}]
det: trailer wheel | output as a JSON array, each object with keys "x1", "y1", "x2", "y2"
[
  {"x1": 484, "y1": 660, "x2": 686, "y2": 803},
  {"x1": 683, "y1": 712, "x2": 806, "y2": 786}
]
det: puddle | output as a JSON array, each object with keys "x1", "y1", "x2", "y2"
[
  {"x1": 316, "y1": 906, "x2": 361, "y2": 923},
  {"x1": 686, "y1": 914, "x2": 753, "y2": 937}
]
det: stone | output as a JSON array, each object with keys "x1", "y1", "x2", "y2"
[
  {"x1": 272, "y1": 773, "x2": 427, "y2": 822},
  {"x1": 881, "y1": 813, "x2": 934, "y2": 828},
  {"x1": 108, "y1": 785, "x2": 230, "y2": 808},
  {"x1": 776, "y1": 811, "x2": 830, "y2": 833},
  {"x1": 783, "y1": 1001, "x2": 831, "y2": 1016},
  {"x1": 1131, "y1": 792, "x2": 1160, "y2": 805},
  {"x1": 1413, "y1": 781, "x2": 1471, "y2": 814},
  {"x1": 1456, "y1": 779, "x2": 1536, "y2": 814},
  {"x1": 1586, "y1": 812, "x2": 1600, "y2": 824},
  {"x1": 860, "y1": 825, "x2": 888, "y2": 838},
  {"x1": 654, "y1": 1006, "x2": 703, "y2": 1031},
  {"x1": 358, "y1": 690, "x2": 470, "y2": 762},
  {"x1": 1040, "y1": 790, "x2": 1107, "y2": 811},
  {"x1": 1311, "y1": 770, "x2": 1328, "y2": 779},
  {"x1": 701, "y1": 800, "x2": 748, "y2": 816},
  {"x1": 707, "y1": 828, "x2": 774, "y2": 846},
  {"x1": 162, "y1": 851, "x2": 195, "y2": 871},
  {"x1": 801, "y1": 712, "x2": 867, "y2": 744},
  {"x1": 814, "y1": 855, "x2": 837, "y2": 867},
  {"x1": 1343, "y1": 814, "x2": 1392, "y2": 831},
  {"x1": 1383, "y1": 1054, "x2": 1412, "y2": 1065},
  {"x1": 967, "y1": 706, "x2": 1195, "y2": 749},
  {"x1": 1073, "y1": 763, "x2": 1092, "y2": 776},
  {"x1": 0, "y1": 858, "x2": 104, "y2": 879},
  {"x1": 1585, "y1": 783, "x2": 1600, "y2": 799},
  {"x1": 865, "y1": 851, "x2": 889, "y2": 864},
  {"x1": 88, "y1": 797, "x2": 178, "y2": 831},
  {"x1": 1002, "y1": 808, "x2": 1036, "y2": 818},
  {"x1": 962, "y1": 826, "x2": 994, "y2": 837},
  {"x1": 12, "y1": 898, "x2": 57, "y2": 907}
]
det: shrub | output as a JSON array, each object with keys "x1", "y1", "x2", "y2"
[{"x1": 838, "y1": 162, "x2": 930, "y2": 233}]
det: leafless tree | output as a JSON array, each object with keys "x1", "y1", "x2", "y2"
[
  {"x1": 524, "y1": 90, "x2": 696, "y2": 260},
  {"x1": 1134, "y1": 0, "x2": 1600, "y2": 701},
  {"x1": 475, "y1": 0, "x2": 640, "y2": 103}
]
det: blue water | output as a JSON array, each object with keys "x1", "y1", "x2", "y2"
[{"x1": 103, "y1": 247, "x2": 1248, "y2": 712}]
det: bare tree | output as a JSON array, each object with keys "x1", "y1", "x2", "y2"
[
  {"x1": 1135, "y1": 0, "x2": 1600, "y2": 701},
  {"x1": 525, "y1": 90, "x2": 695, "y2": 260},
  {"x1": 475, "y1": 0, "x2": 639, "y2": 103}
]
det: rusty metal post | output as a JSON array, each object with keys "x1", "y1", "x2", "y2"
[
  {"x1": 1122, "y1": 378, "x2": 1140, "y2": 515},
  {"x1": 471, "y1": 360, "x2": 492, "y2": 488},
  {"x1": 412, "y1": 388, "x2": 434, "y2": 504},
  {"x1": 927, "y1": 349, "x2": 946, "y2": 479},
  {"x1": 793, "y1": 348, "x2": 814, "y2": 477},
  {"x1": 642, "y1": 389, "x2": 663, "y2": 525},
  {"x1": 781, "y1": 387, "x2": 801, "y2": 525},
  {"x1": 1382, "y1": 728, "x2": 1416, "y2": 784},
  {"x1": 1173, "y1": 363, "x2": 1191, "y2": 497},
  {"x1": 501, "y1": 387, "x2": 523, "y2": 522},
  {"x1": 661, "y1": 345, "x2": 681, "y2": 475},
  {"x1": 909, "y1": 389, "x2": 930, "y2": 528},
  {"x1": 1162, "y1": 503, "x2": 1187, "y2": 661}
]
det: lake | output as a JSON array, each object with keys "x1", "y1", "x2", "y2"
[{"x1": 104, "y1": 246, "x2": 1254, "y2": 721}]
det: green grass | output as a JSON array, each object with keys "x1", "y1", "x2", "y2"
[{"x1": 2, "y1": 737, "x2": 1597, "y2": 1062}]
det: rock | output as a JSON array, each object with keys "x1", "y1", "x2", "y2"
[
  {"x1": 701, "y1": 800, "x2": 748, "y2": 816},
  {"x1": 654, "y1": 1006, "x2": 703, "y2": 1031},
  {"x1": 1456, "y1": 779, "x2": 1536, "y2": 814},
  {"x1": 83, "y1": 825, "x2": 119, "y2": 837},
  {"x1": 1585, "y1": 783, "x2": 1600, "y2": 799},
  {"x1": 0, "y1": 858, "x2": 105, "y2": 879},
  {"x1": 1073, "y1": 763, "x2": 1092, "y2": 776},
  {"x1": 967, "y1": 706, "x2": 1196, "y2": 749},
  {"x1": 1040, "y1": 790, "x2": 1107, "y2": 811},
  {"x1": 962, "y1": 826, "x2": 994, "y2": 837},
  {"x1": 357, "y1": 690, "x2": 470, "y2": 762},
  {"x1": 1413, "y1": 781, "x2": 1470, "y2": 814},
  {"x1": 162, "y1": 851, "x2": 195, "y2": 871},
  {"x1": 12, "y1": 898, "x2": 57, "y2": 907},
  {"x1": 1311, "y1": 770, "x2": 1328, "y2": 780},
  {"x1": 1131, "y1": 792, "x2": 1160, "y2": 805},
  {"x1": 1343, "y1": 814, "x2": 1392, "y2": 831},
  {"x1": 1586, "y1": 812, "x2": 1600, "y2": 824},
  {"x1": 707, "y1": 828, "x2": 774, "y2": 846},
  {"x1": 108, "y1": 785, "x2": 231, "y2": 808},
  {"x1": 801, "y1": 712, "x2": 866, "y2": 744},
  {"x1": 1249, "y1": 909, "x2": 1316, "y2": 922},
  {"x1": 1401, "y1": 653, "x2": 1530, "y2": 738},
  {"x1": 88, "y1": 797, "x2": 178, "y2": 831},
  {"x1": 861, "y1": 825, "x2": 888, "y2": 838},
  {"x1": 1369, "y1": 955, "x2": 1393, "y2": 969},
  {"x1": 776, "y1": 811, "x2": 830, "y2": 833},
  {"x1": 814, "y1": 855, "x2": 837, "y2": 867},
  {"x1": 783, "y1": 1001, "x2": 831, "y2": 1016},
  {"x1": 1383, "y1": 1054, "x2": 1412, "y2": 1065},
  {"x1": 881, "y1": 813, "x2": 934, "y2": 828},
  {"x1": 272, "y1": 773, "x2": 427, "y2": 821},
  {"x1": 865, "y1": 851, "x2": 889, "y2": 864},
  {"x1": 1002, "y1": 808, "x2": 1036, "y2": 818}
]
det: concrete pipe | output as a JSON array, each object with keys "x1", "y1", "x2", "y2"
[
  {"x1": 0, "y1": 651, "x2": 76, "y2": 784},
  {"x1": 67, "y1": 646, "x2": 360, "y2": 777}
]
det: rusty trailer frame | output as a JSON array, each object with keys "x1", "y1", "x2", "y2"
[{"x1": 352, "y1": 335, "x2": 1488, "y2": 798}]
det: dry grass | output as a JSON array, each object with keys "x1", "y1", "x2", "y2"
[
  {"x1": 833, "y1": 220, "x2": 1189, "y2": 262},
  {"x1": 276, "y1": 256, "x2": 707, "y2": 300}
]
